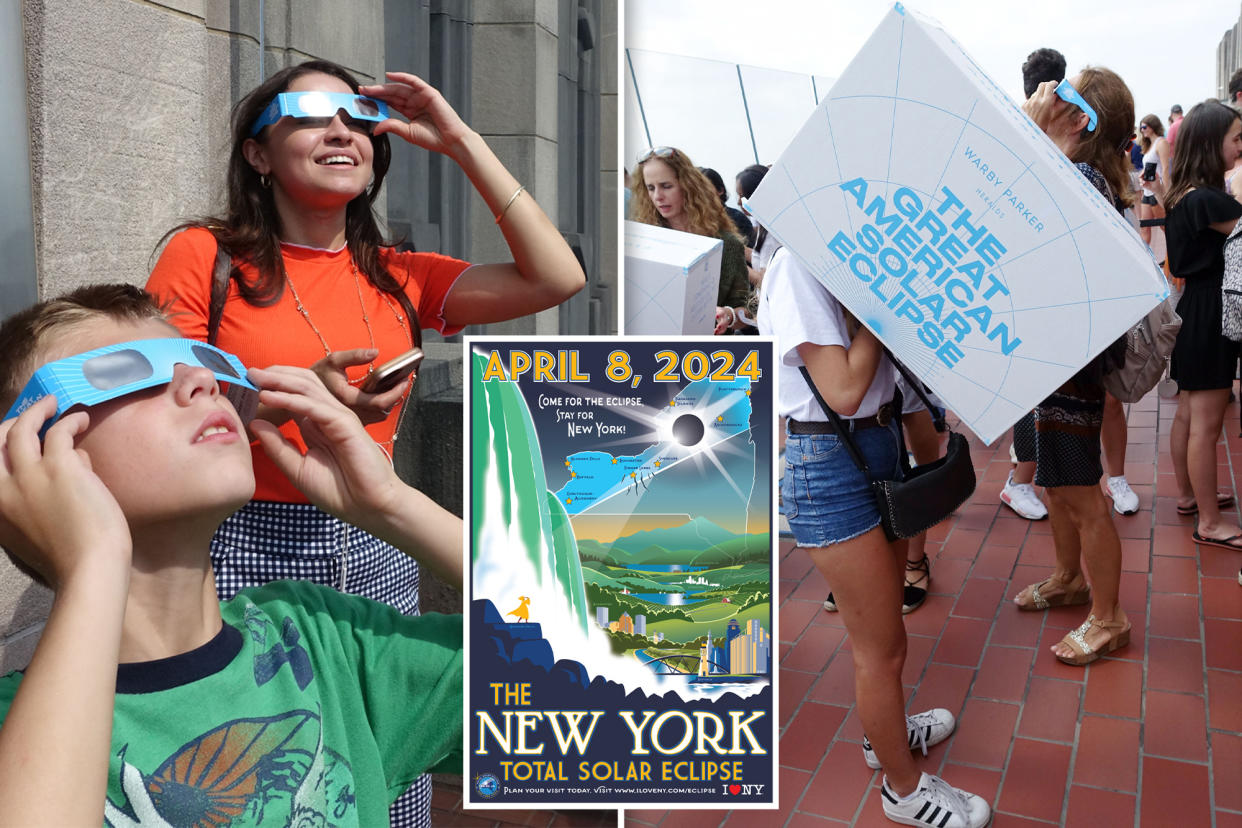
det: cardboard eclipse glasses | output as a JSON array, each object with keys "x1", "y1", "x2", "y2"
[
  {"x1": 250, "y1": 91, "x2": 390, "y2": 136},
  {"x1": 1054, "y1": 79, "x2": 1098, "y2": 133},
  {"x1": 4, "y1": 338, "x2": 259, "y2": 438}
]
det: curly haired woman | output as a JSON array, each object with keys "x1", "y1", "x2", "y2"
[{"x1": 630, "y1": 146, "x2": 750, "y2": 333}]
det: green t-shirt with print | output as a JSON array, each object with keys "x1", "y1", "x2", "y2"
[{"x1": 0, "y1": 580, "x2": 462, "y2": 826}]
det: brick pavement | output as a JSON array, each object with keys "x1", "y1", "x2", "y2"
[{"x1": 624, "y1": 389, "x2": 1242, "y2": 827}]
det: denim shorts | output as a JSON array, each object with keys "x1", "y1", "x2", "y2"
[{"x1": 781, "y1": 420, "x2": 903, "y2": 547}]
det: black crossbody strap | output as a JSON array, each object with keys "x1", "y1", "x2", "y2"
[
  {"x1": 887, "y1": 356, "x2": 945, "y2": 431},
  {"x1": 797, "y1": 365, "x2": 876, "y2": 480}
]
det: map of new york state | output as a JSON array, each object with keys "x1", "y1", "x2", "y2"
[{"x1": 552, "y1": 376, "x2": 754, "y2": 515}]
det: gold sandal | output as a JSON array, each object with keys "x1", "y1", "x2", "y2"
[
  {"x1": 1055, "y1": 614, "x2": 1131, "y2": 666},
  {"x1": 1014, "y1": 575, "x2": 1091, "y2": 611}
]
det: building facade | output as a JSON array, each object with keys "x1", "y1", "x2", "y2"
[{"x1": 1219, "y1": 8, "x2": 1242, "y2": 100}]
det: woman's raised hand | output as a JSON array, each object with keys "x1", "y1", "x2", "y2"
[
  {"x1": 1022, "y1": 80, "x2": 1087, "y2": 151},
  {"x1": 1022, "y1": 80, "x2": 1066, "y2": 134},
  {"x1": 360, "y1": 72, "x2": 473, "y2": 158}
]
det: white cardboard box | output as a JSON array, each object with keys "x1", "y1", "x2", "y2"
[
  {"x1": 623, "y1": 220, "x2": 722, "y2": 335},
  {"x1": 747, "y1": 3, "x2": 1169, "y2": 445}
]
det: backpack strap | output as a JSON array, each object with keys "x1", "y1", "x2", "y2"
[{"x1": 206, "y1": 242, "x2": 231, "y2": 346}]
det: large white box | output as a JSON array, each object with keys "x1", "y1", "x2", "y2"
[
  {"x1": 747, "y1": 4, "x2": 1169, "y2": 445},
  {"x1": 623, "y1": 220, "x2": 722, "y2": 335}
]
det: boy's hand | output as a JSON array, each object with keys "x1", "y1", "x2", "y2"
[
  {"x1": 0, "y1": 399, "x2": 129, "y2": 824},
  {"x1": 250, "y1": 366, "x2": 464, "y2": 588},
  {"x1": 0, "y1": 396, "x2": 132, "y2": 587},
  {"x1": 248, "y1": 366, "x2": 403, "y2": 530}
]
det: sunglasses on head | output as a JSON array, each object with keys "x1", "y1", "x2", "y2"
[
  {"x1": 5, "y1": 338, "x2": 259, "y2": 438},
  {"x1": 1054, "y1": 79, "x2": 1098, "y2": 133},
  {"x1": 636, "y1": 146, "x2": 678, "y2": 165},
  {"x1": 250, "y1": 91, "x2": 390, "y2": 137}
]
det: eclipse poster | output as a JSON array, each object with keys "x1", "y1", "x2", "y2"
[{"x1": 463, "y1": 337, "x2": 776, "y2": 809}]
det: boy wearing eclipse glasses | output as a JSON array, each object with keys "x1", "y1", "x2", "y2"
[{"x1": 0, "y1": 284, "x2": 462, "y2": 824}]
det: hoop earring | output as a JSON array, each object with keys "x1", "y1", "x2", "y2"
[{"x1": 260, "y1": 174, "x2": 271, "y2": 189}]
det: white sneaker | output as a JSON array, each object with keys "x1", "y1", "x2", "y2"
[
  {"x1": 999, "y1": 472, "x2": 1047, "y2": 520},
  {"x1": 881, "y1": 772, "x2": 992, "y2": 828},
  {"x1": 863, "y1": 708, "x2": 956, "y2": 769},
  {"x1": 1106, "y1": 476, "x2": 1139, "y2": 515}
]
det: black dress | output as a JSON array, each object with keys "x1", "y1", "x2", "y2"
[{"x1": 1168, "y1": 188, "x2": 1242, "y2": 390}]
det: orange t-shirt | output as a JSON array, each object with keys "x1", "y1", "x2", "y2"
[{"x1": 146, "y1": 227, "x2": 471, "y2": 503}]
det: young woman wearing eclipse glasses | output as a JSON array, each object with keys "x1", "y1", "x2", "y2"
[{"x1": 145, "y1": 60, "x2": 584, "y2": 827}]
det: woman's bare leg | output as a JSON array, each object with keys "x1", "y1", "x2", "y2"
[
  {"x1": 1046, "y1": 485, "x2": 1127, "y2": 659},
  {"x1": 902, "y1": 409, "x2": 941, "y2": 586},
  {"x1": 1012, "y1": 460, "x2": 1037, "y2": 485},
  {"x1": 1102, "y1": 393, "x2": 1127, "y2": 477},
  {"x1": 804, "y1": 529, "x2": 916, "y2": 792},
  {"x1": 1172, "y1": 395, "x2": 1193, "y2": 506},
  {"x1": 1186, "y1": 388, "x2": 1241, "y2": 538}
]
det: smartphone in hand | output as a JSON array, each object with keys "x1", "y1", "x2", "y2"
[{"x1": 360, "y1": 347, "x2": 425, "y2": 394}]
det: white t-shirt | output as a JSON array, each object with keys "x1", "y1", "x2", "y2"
[
  {"x1": 1141, "y1": 140, "x2": 1163, "y2": 198},
  {"x1": 758, "y1": 247, "x2": 896, "y2": 421}
]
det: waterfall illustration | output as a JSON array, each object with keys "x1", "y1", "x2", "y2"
[{"x1": 472, "y1": 351, "x2": 591, "y2": 630}]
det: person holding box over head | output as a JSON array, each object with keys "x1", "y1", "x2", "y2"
[{"x1": 759, "y1": 251, "x2": 991, "y2": 827}]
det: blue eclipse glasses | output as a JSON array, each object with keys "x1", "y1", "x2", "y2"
[
  {"x1": 1054, "y1": 79, "x2": 1098, "y2": 133},
  {"x1": 249, "y1": 91, "x2": 390, "y2": 136},
  {"x1": 4, "y1": 338, "x2": 259, "y2": 437}
]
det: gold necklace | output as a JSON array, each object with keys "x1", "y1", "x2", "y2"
[
  {"x1": 283, "y1": 249, "x2": 415, "y2": 450},
  {"x1": 284, "y1": 255, "x2": 408, "y2": 370},
  {"x1": 284, "y1": 257, "x2": 373, "y2": 360}
]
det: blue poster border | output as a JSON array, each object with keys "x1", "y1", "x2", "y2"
[{"x1": 463, "y1": 335, "x2": 779, "y2": 810}]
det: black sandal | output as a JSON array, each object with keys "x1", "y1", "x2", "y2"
[{"x1": 903, "y1": 554, "x2": 930, "y2": 614}]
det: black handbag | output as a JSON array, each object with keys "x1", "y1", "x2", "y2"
[{"x1": 798, "y1": 360, "x2": 976, "y2": 541}]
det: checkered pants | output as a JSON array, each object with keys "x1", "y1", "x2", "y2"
[{"x1": 211, "y1": 500, "x2": 429, "y2": 827}]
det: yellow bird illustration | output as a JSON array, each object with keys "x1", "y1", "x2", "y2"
[{"x1": 507, "y1": 596, "x2": 531, "y2": 623}]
